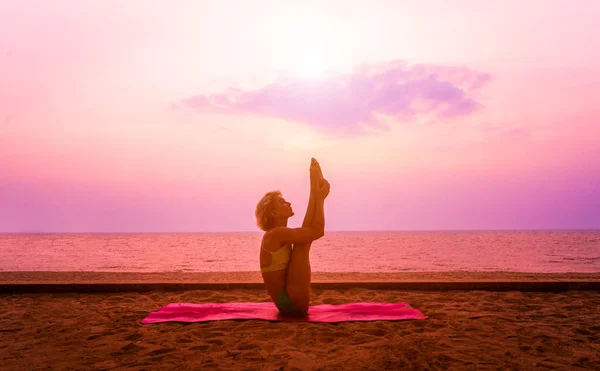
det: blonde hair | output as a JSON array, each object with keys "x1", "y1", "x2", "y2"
[{"x1": 255, "y1": 190, "x2": 282, "y2": 231}]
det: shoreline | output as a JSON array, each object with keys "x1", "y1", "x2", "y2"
[{"x1": 1, "y1": 271, "x2": 599, "y2": 293}]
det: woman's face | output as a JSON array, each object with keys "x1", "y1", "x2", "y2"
[{"x1": 273, "y1": 196, "x2": 294, "y2": 219}]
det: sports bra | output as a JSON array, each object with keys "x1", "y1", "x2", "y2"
[{"x1": 260, "y1": 243, "x2": 291, "y2": 273}]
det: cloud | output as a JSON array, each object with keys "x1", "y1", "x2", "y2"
[{"x1": 178, "y1": 61, "x2": 490, "y2": 137}]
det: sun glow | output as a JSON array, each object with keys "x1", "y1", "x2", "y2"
[
  {"x1": 285, "y1": 22, "x2": 335, "y2": 78},
  {"x1": 268, "y1": 6, "x2": 346, "y2": 79}
]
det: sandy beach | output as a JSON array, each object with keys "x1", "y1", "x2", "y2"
[{"x1": 1, "y1": 272, "x2": 599, "y2": 370}]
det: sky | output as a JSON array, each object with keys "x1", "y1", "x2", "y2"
[{"x1": 1, "y1": 0, "x2": 599, "y2": 232}]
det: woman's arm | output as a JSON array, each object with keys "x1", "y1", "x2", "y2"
[{"x1": 272, "y1": 181, "x2": 328, "y2": 245}]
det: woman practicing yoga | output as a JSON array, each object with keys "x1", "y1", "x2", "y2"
[{"x1": 255, "y1": 158, "x2": 330, "y2": 317}]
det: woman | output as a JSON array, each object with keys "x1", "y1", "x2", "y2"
[{"x1": 255, "y1": 158, "x2": 330, "y2": 317}]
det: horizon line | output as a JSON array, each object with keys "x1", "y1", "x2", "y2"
[{"x1": 1, "y1": 228, "x2": 599, "y2": 235}]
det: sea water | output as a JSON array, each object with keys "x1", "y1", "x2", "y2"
[{"x1": 1, "y1": 230, "x2": 599, "y2": 273}]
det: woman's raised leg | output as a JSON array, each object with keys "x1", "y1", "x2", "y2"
[{"x1": 285, "y1": 159, "x2": 324, "y2": 311}]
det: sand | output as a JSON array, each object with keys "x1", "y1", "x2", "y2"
[{"x1": 1, "y1": 272, "x2": 599, "y2": 370}]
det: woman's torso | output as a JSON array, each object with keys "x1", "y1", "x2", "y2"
[{"x1": 260, "y1": 234, "x2": 291, "y2": 302}]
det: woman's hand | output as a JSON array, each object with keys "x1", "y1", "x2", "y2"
[{"x1": 319, "y1": 179, "x2": 331, "y2": 199}]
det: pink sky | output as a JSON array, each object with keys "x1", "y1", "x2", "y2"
[{"x1": 1, "y1": 0, "x2": 599, "y2": 232}]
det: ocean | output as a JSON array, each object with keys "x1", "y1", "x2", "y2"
[{"x1": 1, "y1": 230, "x2": 599, "y2": 273}]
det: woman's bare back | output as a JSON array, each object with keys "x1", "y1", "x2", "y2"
[{"x1": 260, "y1": 234, "x2": 290, "y2": 302}]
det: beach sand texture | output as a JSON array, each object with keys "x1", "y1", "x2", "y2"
[{"x1": 1, "y1": 272, "x2": 599, "y2": 371}]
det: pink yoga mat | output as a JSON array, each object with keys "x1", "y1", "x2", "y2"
[{"x1": 141, "y1": 302, "x2": 427, "y2": 323}]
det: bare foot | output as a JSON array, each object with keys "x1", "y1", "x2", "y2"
[
  {"x1": 310, "y1": 158, "x2": 320, "y2": 191},
  {"x1": 312, "y1": 158, "x2": 325, "y2": 184}
]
